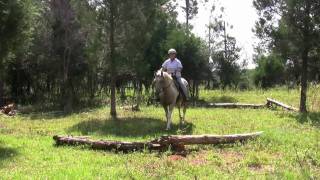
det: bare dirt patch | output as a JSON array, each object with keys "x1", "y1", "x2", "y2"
[
  {"x1": 220, "y1": 150, "x2": 244, "y2": 165},
  {"x1": 168, "y1": 154, "x2": 185, "y2": 161},
  {"x1": 188, "y1": 151, "x2": 208, "y2": 166}
]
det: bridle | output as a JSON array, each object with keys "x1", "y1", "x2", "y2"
[
  {"x1": 154, "y1": 76, "x2": 173, "y2": 93},
  {"x1": 154, "y1": 70, "x2": 175, "y2": 93}
]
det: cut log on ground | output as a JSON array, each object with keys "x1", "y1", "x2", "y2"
[
  {"x1": 53, "y1": 135, "x2": 160, "y2": 152},
  {"x1": 53, "y1": 132, "x2": 263, "y2": 153},
  {"x1": 266, "y1": 98, "x2": 298, "y2": 112},
  {"x1": 206, "y1": 103, "x2": 266, "y2": 109}
]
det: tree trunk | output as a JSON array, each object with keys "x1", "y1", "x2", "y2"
[
  {"x1": 135, "y1": 81, "x2": 142, "y2": 111},
  {"x1": 109, "y1": 0, "x2": 117, "y2": 118},
  {"x1": 185, "y1": 0, "x2": 189, "y2": 32},
  {"x1": 0, "y1": 80, "x2": 4, "y2": 107},
  {"x1": 224, "y1": 21, "x2": 227, "y2": 59},
  {"x1": 195, "y1": 81, "x2": 199, "y2": 99},
  {"x1": 110, "y1": 79, "x2": 117, "y2": 117},
  {"x1": 299, "y1": 50, "x2": 308, "y2": 113},
  {"x1": 299, "y1": 1, "x2": 311, "y2": 113},
  {"x1": 63, "y1": 46, "x2": 72, "y2": 113}
]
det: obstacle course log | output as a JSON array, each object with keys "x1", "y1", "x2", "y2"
[
  {"x1": 53, "y1": 136, "x2": 160, "y2": 152},
  {"x1": 53, "y1": 132, "x2": 263, "y2": 152},
  {"x1": 153, "y1": 132, "x2": 264, "y2": 145},
  {"x1": 266, "y1": 98, "x2": 298, "y2": 112},
  {"x1": 206, "y1": 103, "x2": 266, "y2": 109}
]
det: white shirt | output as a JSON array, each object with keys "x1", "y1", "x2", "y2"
[{"x1": 162, "y1": 58, "x2": 183, "y2": 77}]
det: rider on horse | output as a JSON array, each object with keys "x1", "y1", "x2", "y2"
[{"x1": 161, "y1": 49, "x2": 189, "y2": 101}]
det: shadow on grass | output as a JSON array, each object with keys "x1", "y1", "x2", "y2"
[
  {"x1": 0, "y1": 145, "x2": 18, "y2": 168},
  {"x1": 20, "y1": 111, "x2": 67, "y2": 120},
  {"x1": 208, "y1": 96, "x2": 238, "y2": 103},
  {"x1": 278, "y1": 112, "x2": 320, "y2": 128},
  {"x1": 193, "y1": 96, "x2": 237, "y2": 107},
  {"x1": 67, "y1": 117, "x2": 194, "y2": 137},
  {"x1": 18, "y1": 106, "x2": 102, "y2": 120},
  {"x1": 292, "y1": 112, "x2": 320, "y2": 128}
]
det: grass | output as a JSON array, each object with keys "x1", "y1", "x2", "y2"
[{"x1": 0, "y1": 88, "x2": 319, "y2": 179}]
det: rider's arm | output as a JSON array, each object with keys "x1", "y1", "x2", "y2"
[
  {"x1": 162, "y1": 60, "x2": 168, "y2": 72},
  {"x1": 175, "y1": 60, "x2": 183, "y2": 75},
  {"x1": 160, "y1": 67, "x2": 167, "y2": 72}
]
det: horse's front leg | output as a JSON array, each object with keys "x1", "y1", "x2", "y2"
[
  {"x1": 163, "y1": 105, "x2": 169, "y2": 129},
  {"x1": 182, "y1": 103, "x2": 187, "y2": 125},
  {"x1": 166, "y1": 104, "x2": 175, "y2": 130},
  {"x1": 178, "y1": 105, "x2": 183, "y2": 127}
]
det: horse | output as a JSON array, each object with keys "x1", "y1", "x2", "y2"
[{"x1": 153, "y1": 69, "x2": 189, "y2": 130}]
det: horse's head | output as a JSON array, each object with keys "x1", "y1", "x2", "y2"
[{"x1": 153, "y1": 69, "x2": 172, "y2": 94}]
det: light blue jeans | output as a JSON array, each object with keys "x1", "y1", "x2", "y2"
[{"x1": 176, "y1": 76, "x2": 189, "y2": 100}]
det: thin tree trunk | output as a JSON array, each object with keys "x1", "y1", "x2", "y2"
[
  {"x1": 223, "y1": 21, "x2": 227, "y2": 59},
  {"x1": 300, "y1": 49, "x2": 308, "y2": 113},
  {"x1": 185, "y1": 0, "x2": 189, "y2": 32},
  {"x1": 109, "y1": 0, "x2": 117, "y2": 118},
  {"x1": 63, "y1": 47, "x2": 72, "y2": 113},
  {"x1": 299, "y1": 1, "x2": 311, "y2": 113},
  {"x1": 195, "y1": 81, "x2": 199, "y2": 99},
  {"x1": 0, "y1": 80, "x2": 4, "y2": 107},
  {"x1": 135, "y1": 81, "x2": 142, "y2": 111}
]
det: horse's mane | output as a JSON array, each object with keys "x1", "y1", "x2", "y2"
[{"x1": 156, "y1": 70, "x2": 173, "y2": 80}]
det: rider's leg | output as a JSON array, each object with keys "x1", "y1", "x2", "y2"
[{"x1": 177, "y1": 77, "x2": 189, "y2": 100}]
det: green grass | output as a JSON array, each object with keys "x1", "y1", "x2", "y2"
[{"x1": 0, "y1": 89, "x2": 320, "y2": 179}]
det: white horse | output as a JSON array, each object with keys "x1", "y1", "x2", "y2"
[{"x1": 153, "y1": 70, "x2": 188, "y2": 130}]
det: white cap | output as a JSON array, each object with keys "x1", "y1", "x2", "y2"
[{"x1": 168, "y1": 48, "x2": 177, "y2": 54}]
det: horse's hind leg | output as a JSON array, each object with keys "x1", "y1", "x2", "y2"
[{"x1": 178, "y1": 106, "x2": 183, "y2": 127}]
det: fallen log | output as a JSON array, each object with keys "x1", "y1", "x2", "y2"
[
  {"x1": 53, "y1": 135, "x2": 157, "y2": 152},
  {"x1": 53, "y1": 132, "x2": 263, "y2": 153},
  {"x1": 206, "y1": 103, "x2": 266, "y2": 109},
  {"x1": 152, "y1": 132, "x2": 264, "y2": 145},
  {"x1": 266, "y1": 98, "x2": 298, "y2": 112}
]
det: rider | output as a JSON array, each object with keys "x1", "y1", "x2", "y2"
[{"x1": 162, "y1": 49, "x2": 189, "y2": 101}]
